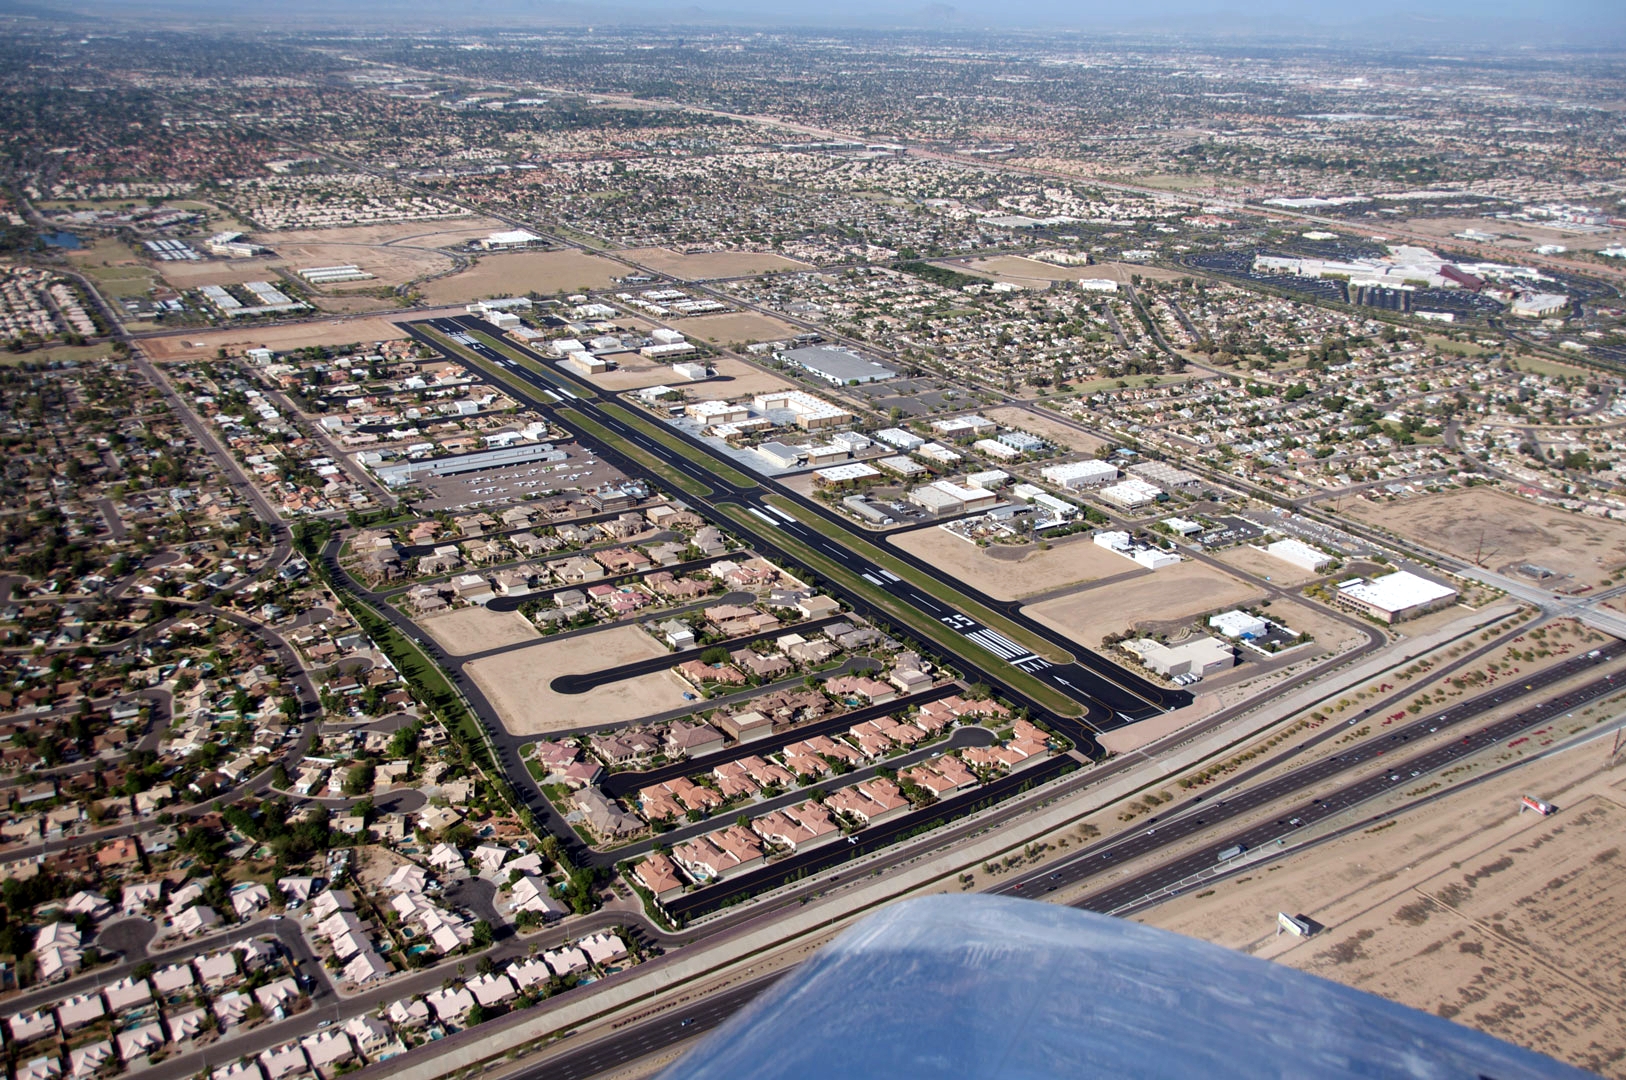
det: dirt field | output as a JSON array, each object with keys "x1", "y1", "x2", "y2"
[
  {"x1": 1341, "y1": 488, "x2": 1626, "y2": 587},
  {"x1": 888, "y1": 526, "x2": 1134, "y2": 602},
  {"x1": 679, "y1": 312, "x2": 804, "y2": 346},
  {"x1": 984, "y1": 406, "x2": 1109, "y2": 456},
  {"x1": 1025, "y1": 558, "x2": 1264, "y2": 646},
  {"x1": 684, "y1": 356, "x2": 798, "y2": 400},
  {"x1": 1396, "y1": 213, "x2": 1626, "y2": 255},
  {"x1": 1216, "y1": 544, "x2": 1321, "y2": 588},
  {"x1": 465, "y1": 624, "x2": 688, "y2": 734},
  {"x1": 619, "y1": 248, "x2": 812, "y2": 279},
  {"x1": 422, "y1": 250, "x2": 627, "y2": 303},
  {"x1": 417, "y1": 606, "x2": 540, "y2": 656},
  {"x1": 140, "y1": 309, "x2": 470, "y2": 360},
  {"x1": 1141, "y1": 744, "x2": 1626, "y2": 1076},
  {"x1": 957, "y1": 255, "x2": 1122, "y2": 287}
]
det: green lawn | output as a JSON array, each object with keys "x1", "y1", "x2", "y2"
[
  {"x1": 558, "y1": 408, "x2": 713, "y2": 499},
  {"x1": 721, "y1": 502, "x2": 1084, "y2": 718},
  {"x1": 1507, "y1": 355, "x2": 1592, "y2": 379}
]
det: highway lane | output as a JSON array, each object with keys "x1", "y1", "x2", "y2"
[
  {"x1": 484, "y1": 973, "x2": 782, "y2": 1080},
  {"x1": 985, "y1": 641, "x2": 1626, "y2": 908}
]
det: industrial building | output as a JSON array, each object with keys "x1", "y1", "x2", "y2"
[
  {"x1": 814, "y1": 462, "x2": 881, "y2": 488},
  {"x1": 875, "y1": 428, "x2": 925, "y2": 451},
  {"x1": 479, "y1": 229, "x2": 543, "y2": 250},
  {"x1": 1264, "y1": 538, "x2": 1331, "y2": 573},
  {"x1": 931, "y1": 415, "x2": 996, "y2": 439},
  {"x1": 752, "y1": 390, "x2": 853, "y2": 430},
  {"x1": 1094, "y1": 530, "x2": 1180, "y2": 570},
  {"x1": 1098, "y1": 478, "x2": 1163, "y2": 510},
  {"x1": 1127, "y1": 460, "x2": 1202, "y2": 491},
  {"x1": 1209, "y1": 610, "x2": 1268, "y2": 640},
  {"x1": 908, "y1": 481, "x2": 999, "y2": 516},
  {"x1": 298, "y1": 264, "x2": 373, "y2": 285},
  {"x1": 1042, "y1": 460, "x2": 1119, "y2": 489},
  {"x1": 372, "y1": 442, "x2": 567, "y2": 488},
  {"x1": 1119, "y1": 636, "x2": 1235, "y2": 680},
  {"x1": 781, "y1": 344, "x2": 896, "y2": 385},
  {"x1": 1333, "y1": 571, "x2": 1458, "y2": 624}
]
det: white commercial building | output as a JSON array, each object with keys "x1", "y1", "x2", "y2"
[
  {"x1": 1209, "y1": 610, "x2": 1268, "y2": 640},
  {"x1": 1042, "y1": 459, "x2": 1119, "y2": 489},
  {"x1": 1119, "y1": 637, "x2": 1235, "y2": 679},
  {"x1": 1264, "y1": 538, "x2": 1332, "y2": 573},
  {"x1": 1333, "y1": 571, "x2": 1457, "y2": 624},
  {"x1": 1098, "y1": 478, "x2": 1162, "y2": 510}
]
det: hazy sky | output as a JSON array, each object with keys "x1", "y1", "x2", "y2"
[{"x1": 18, "y1": 0, "x2": 1626, "y2": 43}]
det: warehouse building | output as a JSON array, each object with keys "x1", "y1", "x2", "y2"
[
  {"x1": 480, "y1": 229, "x2": 543, "y2": 250},
  {"x1": 1042, "y1": 459, "x2": 1119, "y2": 490},
  {"x1": 1127, "y1": 460, "x2": 1203, "y2": 491},
  {"x1": 931, "y1": 415, "x2": 996, "y2": 439},
  {"x1": 814, "y1": 462, "x2": 881, "y2": 489},
  {"x1": 908, "y1": 480, "x2": 999, "y2": 516},
  {"x1": 373, "y1": 442, "x2": 566, "y2": 487},
  {"x1": 1333, "y1": 571, "x2": 1457, "y2": 624},
  {"x1": 752, "y1": 390, "x2": 853, "y2": 430},
  {"x1": 1098, "y1": 478, "x2": 1163, "y2": 510},
  {"x1": 1119, "y1": 636, "x2": 1234, "y2": 680},
  {"x1": 1264, "y1": 538, "x2": 1332, "y2": 573},
  {"x1": 782, "y1": 344, "x2": 896, "y2": 385}
]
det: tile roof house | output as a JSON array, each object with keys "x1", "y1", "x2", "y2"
[
  {"x1": 257, "y1": 1042, "x2": 309, "y2": 1080},
  {"x1": 68, "y1": 1041, "x2": 113, "y2": 1080},
  {"x1": 632, "y1": 853, "x2": 686, "y2": 902},
  {"x1": 54, "y1": 994, "x2": 105, "y2": 1031},
  {"x1": 103, "y1": 976, "x2": 152, "y2": 1013},
  {"x1": 424, "y1": 986, "x2": 475, "y2": 1026},
  {"x1": 466, "y1": 973, "x2": 517, "y2": 1008},
  {"x1": 300, "y1": 1031, "x2": 355, "y2": 1076},
  {"x1": 116, "y1": 1023, "x2": 166, "y2": 1062}
]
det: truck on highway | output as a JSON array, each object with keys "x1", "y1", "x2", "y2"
[{"x1": 1217, "y1": 844, "x2": 1247, "y2": 862}]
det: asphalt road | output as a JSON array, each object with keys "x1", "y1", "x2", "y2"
[{"x1": 988, "y1": 641, "x2": 1626, "y2": 910}]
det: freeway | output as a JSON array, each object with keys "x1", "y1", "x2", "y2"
[
  {"x1": 495, "y1": 973, "x2": 784, "y2": 1080},
  {"x1": 986, "y1": 640, "x2": 1626, "y2": 909},
  {"x1": 403, "y1": 314, "x2": 1183, "y2": 743}
]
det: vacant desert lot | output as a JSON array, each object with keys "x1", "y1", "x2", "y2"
[
  {"x1": 1341, "y1": 488, "x2": 1626, "y2": 585},
  {"x1": 465, "y1": 624, "x2": 687, "y2": 734},
  {"x1": 984, "y1": 406, "x2": 1110, "y2": 457},
  {"x1": 141, "y1": 309, "x2": 469, "y2": 360},
  {"x1": 620, "y1": 248, "x2": 812, "y2": 279},
  {"x1": 423, "y1": 250, "x2": 627, "y2": 303},
  {"x1": 417, "y1": 606, "x2": 539, "y2": 657},
  {"x1": 1215, "y1": 544, "x2": 1322, "y2": 587},
  {"x1": 685, "y1": 356, "x2": 799, "y2": 399},
  {"x1": 1024, "y1": 558, "x2": 1263, "y2": 646},
  {"x1": 888, "y1": 527, "x2": 1134, "y2": 602},
  {"x1": 1144, "y1": 749, "x2": 1626, "y2": 1077},
  {"x1": 954, "y1": 255, "x2": 1121, "y2": 286},
  {"x1": 680, "y1": 311, "x2": 804, "y2": 346}
]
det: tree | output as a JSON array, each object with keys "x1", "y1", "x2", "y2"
[
  {"x1": 466, "y1": 1003, "x2": 487, "y2": 1026},
  {"x1": 470, "y1": 920, "x2": 494, "y2": 949}
]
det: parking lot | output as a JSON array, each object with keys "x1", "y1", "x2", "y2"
[{"x1": 405, "y1": 442, "x2": 631, "y2": 513}]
